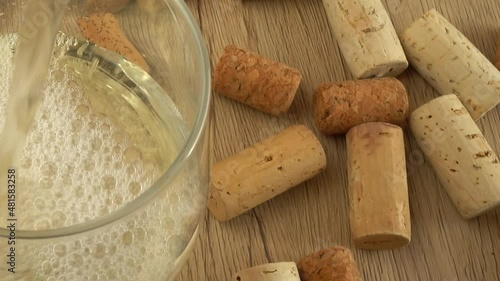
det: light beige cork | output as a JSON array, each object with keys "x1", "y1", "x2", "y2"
[
  {"x1": 410, "y1": 94, "x2": 500, "y2": 219},
  {"x1": 297, "y1": 246, "x2": 363, "y2": 281},
  {"x1": 400, "y1": 9, "x2": 500, "y2": 120},
  {"x1": 347, "y1": 122, "x2": 411, "y2": 250},
  {"x1": 322, "y1": 0, "x2": 408, "y2": 78},
  {"x1": 213, "y1": 45, "x2": 302, "y2": 116},
  {"x1": 313, "y1": 77, "x2": 409, "y2": 135}
]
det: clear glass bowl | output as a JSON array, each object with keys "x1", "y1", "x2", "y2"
[{"x1": 0, "y1": 1, "x2": 211, "y2": 280}]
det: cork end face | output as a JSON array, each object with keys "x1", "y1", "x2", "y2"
[
  {"x1": 297, "y1": 246, "x2": 362, "y2": 281},
  {"x1": 270, "y1": 68, "x2": 302, "y2": 116},
  {"x1": 468, "y1": 99, "x2": 500, "y2": 121},
  {"x1": 409, "y1": 95, "x2": 467, "y2": 135},
  {"x1": 410, "y1": 94, "x2": 459, "y2": 119},
  {"x1": 354, "y1": 234, "x2": 410, "y2": 250},
  {"x1": 400, "y1": 9, "x2": 442, "y2": 46},
  {"x1": 212, "y1": 45, "x2": 238, "y2": 92},
  {"x1": 356, "y1": 60, "x2": 409, "y2": 79},
  {"x1": 207, "y1": 184, "x2": 230, "y2": 222},
  {"x1": 347, "y1": 121, "x2": 402, "y2": 134},
  {"x1": 423, "y1": 9, "x2": 441, "y2": 19},
  {"x1": 312, "y1": 83, "x2": 339, "y2": 135},
  {"x1": 459, "y1": 200, "x2": 500, "y2": 220}
]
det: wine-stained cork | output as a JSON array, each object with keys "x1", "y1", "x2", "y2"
[
  {"x1": 213, "y1": 45, "x2": 302, "y2": 116},
  {"x1": 314, "y1": 78, "x2": 409, "y2": 135},
  {"x1": 496, "y1": 37, "x2": 500, "y2": 71},
  {"x1": 347, "y1": 122, "x2": 411, "y2": 250},
  {"x1": 78, "y1": 12, "x2": 150, "y2": 72},
  {"x1": 297, "y1": 246, "x2": 363, "y2": 281},
  {"x1": 86, "y1": 0, "x2": 131, "y2": 13},
  {"x1": 322, "y1": 0, "x2": 408, "y2": 79},
  {"x1": 400, "y1": 9, "x2": 500, "y2": 120},
  {"x1": 208, "y1": 125, "x2": 326, "y2": 222},
  {"x1": 410, "y1": 95, "x2": 500, "y2": 219},
  {"x1": 233, "y1": 262, "x2": 301, "y2": 281}
]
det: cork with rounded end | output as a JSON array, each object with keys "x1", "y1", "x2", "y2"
[
  {"x1": 77, "y1": 12, "x2": 150, "y2": 72},
  {"x1": 208, "y1": 125, "x2": 326, "y2": 222},
  {"x1": 313, "y1": 77, "x2": 409, "y2": 135},
  {"x1": 233, "y1": 262, "x2": 301, "y2": 281},
  {"x1": 297, "y1": 246, "x2": 363, "y2": 281},
  {"x1": 86, "y1": 0, "x2": 131, "y2": 13},
  {"x1": 346, "y1": 122, "x2": 411, "y2": 250},
  {"x1": 213, "y1": 45, "x2": 302, "y2": 116},
  {"x1": 322, "y1": 0, "x2": 408, "y2": 79},
  {"x1": 400, "y1": 9, "x2": 500, "y2": 120},
  {"x1": 410, "y1": 94, "x2": 500, "y2": 219}
]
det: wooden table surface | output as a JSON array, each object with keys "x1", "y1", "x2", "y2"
[{"x1": 179, "y1": 0, "x2": 500, "y2": 280}]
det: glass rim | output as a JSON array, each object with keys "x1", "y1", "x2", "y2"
[{"x1": 0, "y1": 0, "x2": 212, "y2": 240}]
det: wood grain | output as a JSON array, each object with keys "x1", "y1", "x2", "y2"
[{"x1": 179, "y1": 0, "x2": 500, "y2": 280}]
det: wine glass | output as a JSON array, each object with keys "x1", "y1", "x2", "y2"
[{"x1": 0, "y1": 1, "x2": 211, "y2": 280}]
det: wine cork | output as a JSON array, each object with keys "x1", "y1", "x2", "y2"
[
  {"x1": 496, "y1": 36, "x2": 500, "y2": 71},
  {"x1": 322, "y1": 0, "x2": 408, "y2": 79},
  {"x1": 297, "y1": 246, "x2": 363, "y2": 281},
  {"x1": 213, "y1": 45, "x2": 302, "y2": 116},
  {"x1": 86, "y1": 0, "x2": 131, "y2": 13},
  {"x1": 347, "y1": 122, "x2": 411, "y2": 250},
  {"x1": 208, "y1": 125, "x2": 326, "y2": 222},
  {"x1": 233, "y1": 262, "x2": 301, "y2": 281},
  {"x1": 77, "y1": 12, "x2": 150, "y2": 72},
  {"x1": 400, "y1": 9, "x2": 500, "y2": 120},
  {"x1": 314, "y1": 78, "x2": 409, "y2": 135},
  {"x1": 410, "y1": 94, "x2": 500, "y2": 219}
]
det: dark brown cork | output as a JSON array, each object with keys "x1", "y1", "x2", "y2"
[
  {"x1": 313, "y1": 77, "x2": 409, "y2": 135},
  {"x1": 213, "y1": 45, "x2": 302, "y2": 116},
  {"x1": 297, "y1": 246, "x2": 363, "y2": 281}
]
